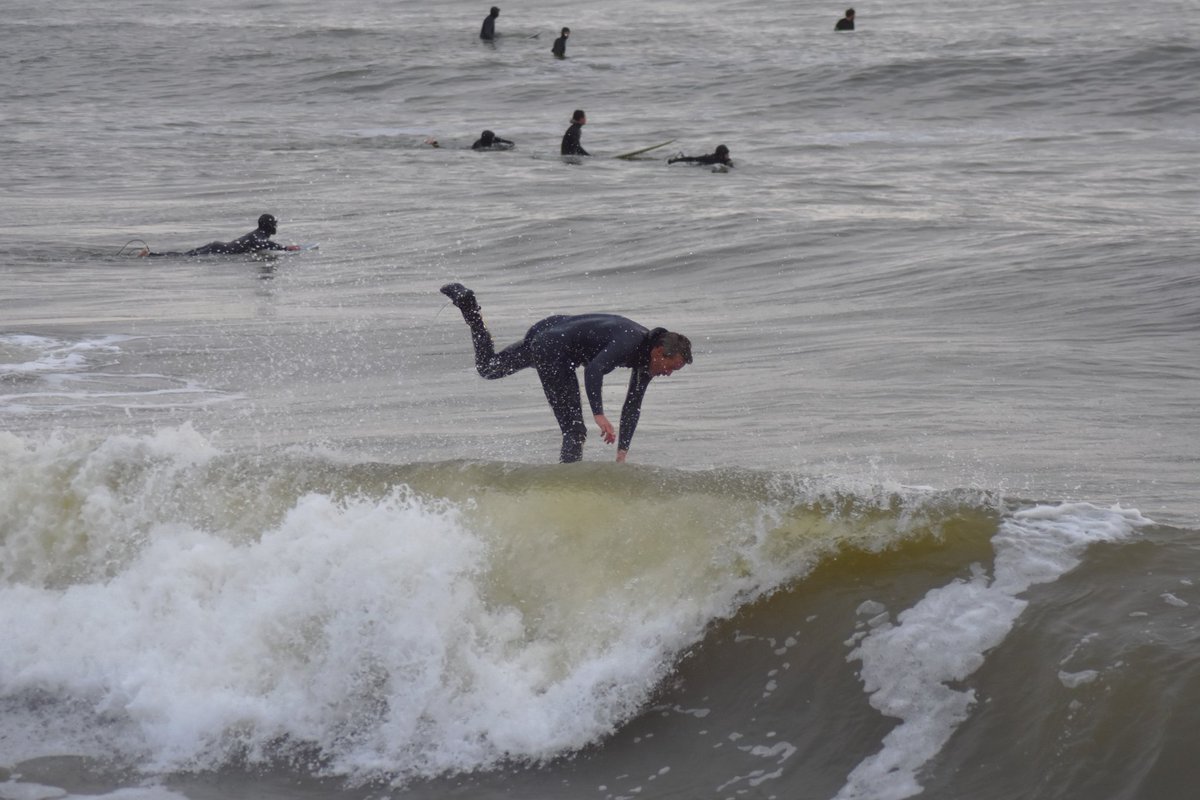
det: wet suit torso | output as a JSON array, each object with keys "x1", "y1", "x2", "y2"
[
  {"x1": 466, "y1": 312, "x2": 664, "y2": 461},
  {"x1": 148, "y1": 228, "x2": 287, "y2": 257},
  {"x1": 561, "y1": 122, "x2": 588, "y2": 156},
  {"x1": 552, "y1": 36, "x2": 567, "y2": 57},
  {"x1": 668, "y1": 153, "x2": 733, "y2": 167},
  {"x1": 836, "y1": 17, "x2": 855, "y2": 31},
  {"x1": 481, "y1": 15, "x2": 496, "y2": 40},
  {"x1": 472, "y1": 135, "x2": 515, "y2": 150}
]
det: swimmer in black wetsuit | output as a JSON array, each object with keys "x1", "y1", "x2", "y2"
[
  {"x1": 835, "y1": 9, "x2": 855, "y2": 31},
  {"x1": 480, "y1": 7, "x2": 500, "y2": 40},
  {"x1": 551, "y1": 27, "x2": 570, "y2": 58},
  {"x1": 561, "y1": 109, "x2": 589, "y2": 156},
  {"x1": 668, "y1": 144, "x2": 733, "y2": 167},
  {"x1": 139, "y1": 214, "x2": 299, "y2": 257},
  {"x1": 472, "y1": 130, "x2": 515, "y2": 150},
  {"x1": 440, "y1": 283, "x2": 693, "y2": 463}
]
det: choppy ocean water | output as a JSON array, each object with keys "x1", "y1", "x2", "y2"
[{"x1": 2, "y1": 1, "x2": 1198, "y2": 799}]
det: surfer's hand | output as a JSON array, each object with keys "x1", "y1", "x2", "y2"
[
  {"x1": 285, "y1": 245, "x2": 301, "y2": 251},
  {"x1": 594, "y1": 414, "x2": 616, "y2": 444}
]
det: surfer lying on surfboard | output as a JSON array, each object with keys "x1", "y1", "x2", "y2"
[
  {"x1": 137, "y1": 214, "x2": 302, "y2": 257},
  {"x1": 668, "y1": 144, "x2": 733, "y2": 168}
]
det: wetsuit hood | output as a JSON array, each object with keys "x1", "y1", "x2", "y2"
[{"x1": 257, "y1": 214, "x2": 278, "y2": 235}]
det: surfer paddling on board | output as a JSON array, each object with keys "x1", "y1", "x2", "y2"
[
  {"x1": 138, "y1": 214, "x2": 300, "y2": 257},
  {"x1": 561, "y1": 109, "x2": 589, "y2": 156},
  {"x1": 668, "y1": 144, "x2": 733, "y2": 167},
  {"x1": 472, "y1": 130, "x2": 515, "y2": 150},
  {"x1": 439, "y1": 283, "x2": 693, "y2": 463},
  {"x1": 480, "y1": 6, "x2": 500, "y2": 40}
]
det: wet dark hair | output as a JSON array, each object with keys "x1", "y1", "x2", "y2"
[
  {"x1": 490, "y1": 7, "x2": 500, "y2": 16},
  {"x1": 656, "y1": 332, "x2": 693, "y2": 364},
  {"x1": 715, "y1": 144, "x2": 729, "y2": 156},
  {"x1": 480, "y1": 130, "x2": 496, "y2": 144},
  {"x1": 561, "y1": 27, "x2": 570, "y2": 35},
  {"x1": 257, "y1": 214, "x2": 277, "y2": 234},
  {"x1": 845, "y1": 8, "x2": 855, "y2": 16},
  {"x1": 572, "y1": 109, "x2": 585, "y2": 122}
]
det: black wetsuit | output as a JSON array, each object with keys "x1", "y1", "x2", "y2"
[
  {"x1": 561, "y1": 122, "x2": 588, "y2": 156},
  {"x1": 472, "y1": 134, "x2": 515, "y2": 150},
  {"x1": 481, "y1": 14, "x2": 497, "y2": 40},
  {"x1": 835, "y1": 17, "x2": 855, "y2": 31},
  {"x1": 552, "y1": 35, "x2": 567, "y2": 58},
  {"x1": 668, "y1": 153, "x2": 733, "y2": 167},
  {"x1": 462, "y1": 312, "x2": 664, "y2": 462},
  {"x1": 148, "y1": 228, "x2": 288, "y2": 257}
]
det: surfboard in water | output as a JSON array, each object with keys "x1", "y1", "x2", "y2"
[{"x1": 613, "y1": 139, "x2": 676, "y2": 160}]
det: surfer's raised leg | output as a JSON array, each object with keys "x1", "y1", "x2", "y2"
[{"x1": 441, "y1": 283, "x2": 533, "y2": 379}]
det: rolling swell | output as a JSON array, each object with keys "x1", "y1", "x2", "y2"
[
  {"x1": 0, "y1": 427, "x2": 1012, "y2": 785},
  {"x1": 0, "y1": 428, "x2": 1160, "y2": 798}
]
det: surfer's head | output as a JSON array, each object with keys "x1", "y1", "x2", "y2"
[
  {"x1": 715, "y1": 145, "x2": 730, "y2": 157},
  {"x1": 257, "y1": 214, "x2": 278, "y2": 235},
  {"x1": 649, "y1": 331, "x2": 693, "y2": 377},
  {"x1": 490, "y1": 6, "x2": 500, "y2": 17},
  {"x1": 480, "y1": 130, "x2": 496, "y2": 145},
  {"x1": 845, "y1": 8, "x2": 855, "y2": 18},
  {"x1": 561, "y1": 27, "x2": 570, "y2": 37},
  {"x1": 572, "y1": 108, "x2": 586, "y2": 124}
]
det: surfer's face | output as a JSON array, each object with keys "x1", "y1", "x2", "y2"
[{"x1": 649, "y1": 349, "x2": 687, "y2": 377}]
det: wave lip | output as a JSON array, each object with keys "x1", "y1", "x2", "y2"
[{"x1": 837, "y1": 502, "x2": 1151, "y2": 800}]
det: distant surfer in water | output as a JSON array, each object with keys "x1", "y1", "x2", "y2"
[
  {"x1": 472, "y1": 130, "x2": 515, "y2": 150},
  {"x1": 561, "y1": 109, "x2": 589, "y2": 156},
  {"x1": 480, "y1": 6, "x2": 500, "y2": 40},
  {"x1": 138, "y1": 214, "x2": 299, "y2": 257},
  {"x1": 668, "y1": 144, "x2": 733, "y2": 168},
  {"x1": 835, "y1": 8, "x2": 855, "y2": 31},
  {"x1": 439, "y1": 283, "x2": 693, "y2": 463},
  {"x1": 551, "y1": 27, "x2": 570, "y2": 58}
]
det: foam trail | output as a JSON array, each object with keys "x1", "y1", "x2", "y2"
[{"x1": 836, "y1": 503, "x2": 1151, "y2": 800}]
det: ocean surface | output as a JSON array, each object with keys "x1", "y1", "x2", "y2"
[{"x1": 2, "y1": 0, "x2": 1198, "y2": 798}]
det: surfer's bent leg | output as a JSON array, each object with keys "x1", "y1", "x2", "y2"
[
  {"x1": 534, "y1": 361, "x2": 587, "y2": 463},
  {"x1": 441, "y1": 283, "x2": 533, "y2": 379}
]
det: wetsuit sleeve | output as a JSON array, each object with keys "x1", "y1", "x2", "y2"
[
  {"x1": 582, "y1": 337, "x2": 639, "y2": 416},
  {"x1": 617, "y1": 370, "x2": 651, "y2": 452}
]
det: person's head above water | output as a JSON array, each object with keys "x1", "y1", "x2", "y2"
[
  {"x1": 572, "y1": 109, "x2": 586, "y2": 124},
  {"x1": 480, "y1": 130, "x2": 496, "y2": 145},
  {"x1": 649, "y1": 331, "x2": 693, "y2": 377},
  {"x1": 257, "y1": 214, "x2": 278, "y2": 235},
  {"x1": 561, "y1": 27, "x2": 570, "y2": 37},
  {"x1": 844, "y1": 8, "x2": 855, "y2": 18},
  {"x1": 490, "y1": 6, "x2": 500, "y2": 17},
  {"x1": 715, "y1": 144, "x2": 730, "y2": 157}
]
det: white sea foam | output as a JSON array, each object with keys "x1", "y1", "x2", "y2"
[
  {"x1": 0, "y1": 334, "x2": 125, "y2": 376},
  {"x1": 836, "y1": 502, "x2": 1151, "y2": 800},
  {"x1": 0, "y1": 334, "x2": 234, "y2": 416},
  {"x1": 0, "y1": 782, "x2": 186, "y2": 800},
  {"x1": 0, "y1": 428, "x2": 859, "y2": 783}
]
